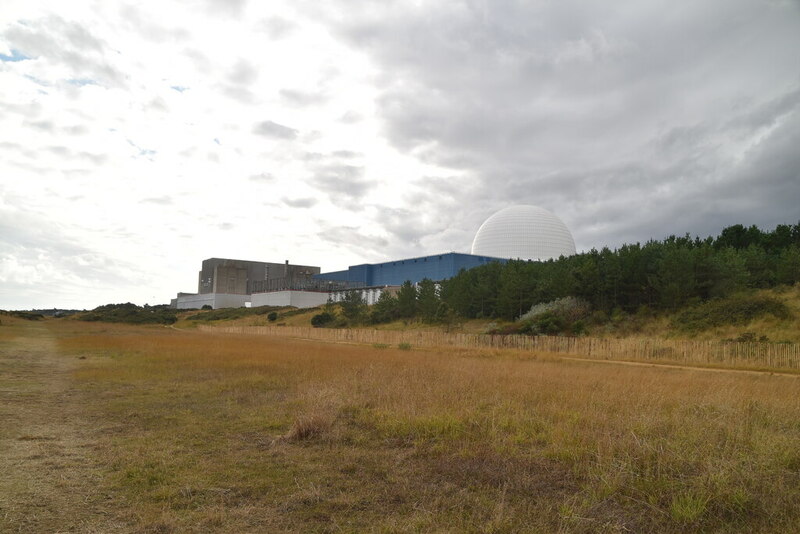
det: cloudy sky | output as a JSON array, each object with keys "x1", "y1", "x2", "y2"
[{"x1": 1, "y1": 0, "x2": 799, "y2": 309}]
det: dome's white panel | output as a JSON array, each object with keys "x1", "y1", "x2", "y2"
[{"x1": 471, "y1": 205, "x2": 576, "y2": 261}]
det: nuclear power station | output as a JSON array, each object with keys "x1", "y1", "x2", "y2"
[{"x1": 171, "y1": 205, "x2": 576, "y2": 309}]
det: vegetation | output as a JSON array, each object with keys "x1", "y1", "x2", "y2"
[
  {"x1": 184, "y1": 305, "x2": 280, "y2": 322},
  {"x1": 353, "y1": 223, "x2": 798, "y2": 338},
  {"x1": 310, "y1": 311, "x2": 334, "y2": 327},
  {"x1": 441, "y1": 222, "x2": 800, "y2": 321},
  {"x1": 79, "y1": 303, "x2": 177, "y2": 325},
  {"x1": 0, "y1": 310, "x2": 46, "y2": 321},
  {"x1": 26, "y1": 321, "x2": 797, "y2": 533},
  {"x1": 673, "y1": 295, "x2": 791, "y2": 332}
]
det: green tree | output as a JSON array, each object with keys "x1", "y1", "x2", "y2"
[
  {"x1": 370, "y1": 291, "x2": 399, "y2": 324},
  {"x1": 340, "y1": 290, "x2": 366, "y2": 323},
  {"x1": 777, "y1": 245, "x2": 800, "y2": 285},
  {"x1": 397, "y1": 281, "x2": 418, "y2": 318},
  {"x1": 417, "y1": 278, "x2": 439, "y2": 323}
]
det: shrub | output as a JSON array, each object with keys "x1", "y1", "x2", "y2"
[
  {"x1": 673, "y1": 294, "x2": 791, "y2": 332},
  {"x1": 201, "y1": 304, "x2": 212, "y2": 310},
  {"x1": 79, "y1": 303, "x2": 177, "y2": 325},
  {"x1": 517, "y1": 297, "x2": 590, "y2": 335},
  {"x1": 397, "y1": 342, "x2": 412, "y2": 350},
  {"x1": 519, "y1": 296, "x2": 589, "y2": 323},
  {"x1": 10, "y1": 311, "x2": 44, "y2": 321},
  {"x1": 267, "y1": 312, "x2": 278, "y2": 322},
  {"x1": 311, "y1": 312, "x2": 334, "y2": 328}
]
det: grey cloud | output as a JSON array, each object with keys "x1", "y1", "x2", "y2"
[
  {"x1": 282, "y1": 197, "x2": 318, "y2": 208},
  {"x1": 63, "y1": 125, "x2": 88, "y2": 135},
  {"x1": 253, "y1": 120, "x2": 298, "y2": 139},
  {"x1": 310, "y1": 164, "x2": 372, "y2": 199},
  {"x1": 25, "y1": 120, "x2": 54, "y2": 132},
  {"x1": 40, "y1": 145, "x2": 105, "y2": 165},
  {"x1": 184, "y1": 48, "x2": 211, "y2": 72},
  {"x1": 148, "y1": 97, "x2": 169, "y2": 112},
  {"x1": 280, "y1": 88, "x2": 327, "y2": 107},
  {"x1": 317, "y1": 225, "x2": 389, "y2": 251},
  {"x1": 205, "y1": 0, "x2": 247, "y2": 17},
  {"x1": 374, "y1": 207, "x2": 431, "y2": 246},
  {"x1": 3, "y1": 16, "x2": 125, "y2": 87},
  {"x1": 313, "y1": 0, "x2": 800, "y2": 252},
  {"x1": 0, "y1": 100, "x2": 42, "y2": 117},
  {"x1": 46, "y1": 145, "x2": 70, "y2": 156},
  {"x1": 229, "y1": 59, "x2": 258, "y2": 85},
  {"x1": 141, "y1": 196, "x2": 173, "y2": 206},
  {"x1": 260, "y1": 17, "x2": 295, "y2": 39},
  {"x1": 0, "y1": 203, "x2": 147, "y2": 308},
  {"x1": 301, "y1": 152, "x2": 325, "y2": 161},
  {"x1": 249, "y1": 172, "x2": 274, "y2": 182},
  {"x1": 302, "y1": 150, "x2": 361, "y2": 162},
  {"x1": 339, "y1": 111, "x2": 363, "y2": 124},
  {"x1": 332, "y1": 150, "x2": 362, "y2": 159},
  {"x1": 221, "y1": 85, "x2": 256, "y2": 103},
  {"x1": 119, "y1": 5, "x2": 190, "y2": 43}
]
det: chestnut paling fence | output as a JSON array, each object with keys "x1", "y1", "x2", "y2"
[{"x1": 197, "y1": 325, "x2": 800, "y2": 370}]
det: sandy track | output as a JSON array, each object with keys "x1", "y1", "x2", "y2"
[{"x1": 0, "y1": 322, "x2": 126, "y2": 533}]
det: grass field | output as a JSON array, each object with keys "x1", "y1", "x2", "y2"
[{"x1": 2, "y1": 319, "x2": 800, "y2": 532}]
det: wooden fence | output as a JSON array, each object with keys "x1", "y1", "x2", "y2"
[{"x1": 197, "y1": 325, "x2": 800, "y2": 370}]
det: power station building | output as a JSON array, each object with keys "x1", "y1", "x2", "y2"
[
  {"x1": 313, "y1": 252, "x2": 503, "y2": 287},
  {"x1": 171, "y1": 258, "x2": 322, "y2": 309},
  {"x1": 170, "y1": 205, "x2": 577, "y2": 310}
]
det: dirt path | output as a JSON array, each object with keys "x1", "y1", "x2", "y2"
[
  {"x1": 0, "y1": 322, "x2": 125, "y2": 533},
  {"x1": 559, "y1": 355, "x2": 800, "y2": 378}
]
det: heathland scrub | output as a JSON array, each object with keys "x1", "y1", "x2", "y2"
[{"x1": 4, "y1": 318, "x2": 800, "y2": 532}]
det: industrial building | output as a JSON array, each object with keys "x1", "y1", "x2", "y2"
[
  {"x1": 170, "y1": 205, "x2": 577, "y2": 310},
  {"x1": 172, "y1": 258, "x2": 321, "y2": 310},
  {"x1": 313, "y1": 252, "x2": 504, "y2": 287}
]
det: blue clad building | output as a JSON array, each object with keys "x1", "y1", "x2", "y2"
[{"x1": 313, "y1": 252, "x2": 506, "y2": 286}]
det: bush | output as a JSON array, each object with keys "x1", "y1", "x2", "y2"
[
  {"x1": 673, "y1": 294, "x2": 791, "y2": 332},
  {"x1": 267, "y1": 312, "x2": 278, "y2": 322},
  {"x1": 516, "y1": 297, "x2": 590, "y2": 335},
  {"x1": 79, "y1": 303, "x2": 177, "y2": 325},
  {"x1": 201, "y1": 304, "x2": 212, "y2": 310},
  {"x1": 186, "y1": 306, "x2": 279, "y2": 322},
  {"x1": 398, "y1": 342, "x2": 412, "y2": 350},
  {"x1": 10, "y1": 311, "x2": 44, "y2": 321},
  {"x1": 311, "y1": 312, "x2": 334, "y2": 328},
  {"x1": 518, "y1": 296, "x2": 590, "y2": 323}
]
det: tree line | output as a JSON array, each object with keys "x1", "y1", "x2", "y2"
[{"x1": 327, "y1": 222, "x2": 800, "y2": 326}]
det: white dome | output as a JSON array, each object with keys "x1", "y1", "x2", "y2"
[{"x1": 471, "y1": 205, "x2": 576, "y2": 261}]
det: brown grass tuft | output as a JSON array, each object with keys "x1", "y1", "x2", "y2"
[{"x1": 283, "y1": 413, "x2": 333, "y2": 442}]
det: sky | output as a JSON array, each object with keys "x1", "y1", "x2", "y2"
[{"x1": 1, "y1": 0, "x2": 799, "y2": 310}]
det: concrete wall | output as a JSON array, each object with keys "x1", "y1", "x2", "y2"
[
  {"x1": 250, "y1": 291, "x2": 329, "y2": 309},
  {"x1": 214, "y1": 265, "x2": 249, "y2": 294},
  {"x1": 175, "y1": 293, "x2": 250, "y2": 310}
]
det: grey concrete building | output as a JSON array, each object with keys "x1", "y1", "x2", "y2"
[
  {"x1": 172, "y1": 258, "x2": 321, "y2": 309},
  {"x1": 197, "y1": 258, "x2": 320, "y2": 295}
]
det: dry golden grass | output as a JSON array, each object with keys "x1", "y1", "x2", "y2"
[{"x1": 36, "y1": 320, "x2": 799, "y2": 533}]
